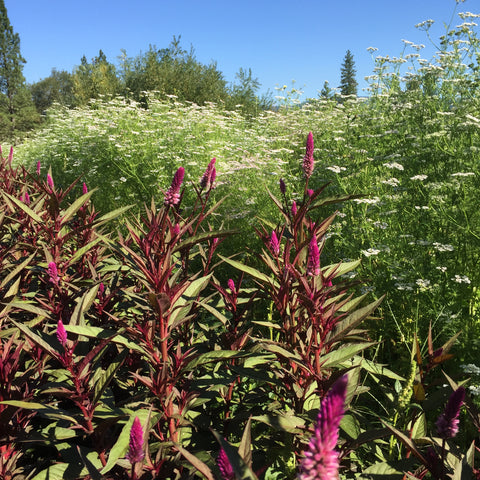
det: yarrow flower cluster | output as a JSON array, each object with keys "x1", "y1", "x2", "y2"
[{"x1": 298, "y1": 375, "x2": 348, "y2": 480}]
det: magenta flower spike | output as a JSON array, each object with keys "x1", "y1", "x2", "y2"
[
  {"x1": 270, "y1": 230, "x2": 280, "y2": 256},
  {"x1": 279, "y1": 178, "x2": 286, "y2": 194},
  {"x1": 47, "y1": 261, "x2": 59, "y2": 285},
  {"x1": 126, "y1": 417, "x2": 145, "y2": 464},
  {"x1": 36, "y1": 161, "x2": 41, "y2": 176},
  {"x1": 164, "y1": 167, "x2": 185, "y2": 207},
  {"x1": 307, "y1": 236, "x2": 321, "y2": 277},
  {"x1": 82, "y1": 182, "x2": 88, "y2": 195},
  {"x1": 302, "y1": 131, "x2": 314, "y2": 179},
  {"x1": 436, "y1": 387, "x2": 465, "y2": 439},
  {"x1": 299, "y1": 375, "x2": 348, "y2": 480},
  {"x1": 291, "y1": 200, "x2": 298, "y2": 216},
  {"x1": 217, "y1": 447, "x2": 235, "y2": 480},
  {"x1": 227, "y1": 279, "x2": 235, "y2": 293},
  {"x1": 47, "y1": 173, "x2": 54, "y2": 191},
  {"x1": 7, "y1": 146, "x2": 13, "y2": 163},
  {"x1": 22, "y1": 191, "x2": 31, "y2": 205},
  {"x1": 56, "y1": 320, "x2": 68, "y2": 347},
  {"x1": 200, "y1": 157, "x2": 216, "y2": 190}
]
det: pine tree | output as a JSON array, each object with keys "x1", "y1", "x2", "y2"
[
  {"x1": 339, "y1": 50, "x2": 358, "y2": 97},
  {"x1": 320, "y1": 80, "x2": 333, "y2": 99},
  {"x1": 0, "y1": 0, "x2": 38, "y2": 140}
]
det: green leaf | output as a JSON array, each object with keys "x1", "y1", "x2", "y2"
[
  {"x1": 322, "y1": 259, "x2": 361, "y2": 278},
  {"x1": 381, "y1": 421, "x2": 428, "y2": 466},
  {"x1": 67, "y1": 238, "x2": 103, "y2": 266},
  {"x1": 0, "y1": 253, "x2": 35, "y2": 289},
  {"x1": 1, "y1": 190, "x2": 44, "y2": 223},
  {"x1": 31, "y1": 463, "x2": 70, "y2": 480},
  {"x1": 11, "y1": 319, "x2": 58, "y2": 358},
  {"x1": 0, "y1": 400, "x2": 78, "y2": 424},
  {"x1": 238, "y1": 416, "x2": 253, "y2": 467},
  {"x1": 326, "y1": 296, "x2": 384, "y2": 344},
  {"x1": 185, "y1": 350, "x2": 247, "y2": 371},
  {"x1": 173, "y1": 230, "x2": 233, "y2": 253},
  {"x1": 94, "y1": 205, "x2": 133, "y2": 227},
  {"x1": 169, "y1": 273, "x2": 212, "y2": 327},
  {"x1": 59, "y1": 190, "x2": 95, "y2": 225},
  {"x1": 176, "y1": 444, "x2": 215, "y2": 480},
  {"x1": 252, "y1": 412, "x2": 305, "y2": 433},
  {"x1": 218, "y1": 255, "x2": 277, "y2": 287},
  {"x1": 321, "y1": 342, "x2": 376, "y2": 368},
  {"x1": 70, "y1": 285, "x2": 100, "y2": 326},
  {"x1": 92, "y1": 349, "x2": 127, "y2": 407}
]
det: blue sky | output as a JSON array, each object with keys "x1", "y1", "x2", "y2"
[{"x1": 6, "y1": 0, "x2": 477, "y2": 99}]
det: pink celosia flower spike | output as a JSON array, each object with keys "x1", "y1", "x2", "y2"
[
  {"x1": 164, "y1": 167, "x2": 185, "y2": 207},
  {"x1": 299, "y1": 375, "x2": 348, "y2": 480},
  {"x1": 217, "y1": 447, "x2": 235, "y2": 480},
  {"x1": 270, "y1": 230, "x2": 280, "y2": 256},
  {"x1": 56, "y1": 319, "x2": 67, "y2": 347},
  {"x1": 126, "y1": 417, "x2": 145, "y2": 464},
  {"x1": 82, "y1": 182, "x2": 88, "y2": 195},
  {"x1": 8, "y1": 146, "x2": 13, "y2": 163},
  {"x1": 227, "y1": 279, "x2": 235, "y2": 293},
  {"x1": 307, "y1": 236, "x2": 320, "y2": 276},
  {"x1": 47, "y1": 173, "x2": 54, "y2": 191},
  {"x1": 302, "y1": 131, "x2": 314, "y2": 178},
  {"x1": 200, "y1": 157, "x2": 216, "y2": 190},
  {"x1": 22, "y1": 191, "x2": 31, "y2": 205},
  {"x1": 36, "y1": 161, "x2": 41, "y2": 176},
  {"x1": 291, "y1": 200, "x2": 298, "y2": 216},
  {"x1": 47, "y1": 262, "x2": 59, "y2": 285},
  {"x1": 436, "y1": 386, "x2": 465, "y2": 439}
]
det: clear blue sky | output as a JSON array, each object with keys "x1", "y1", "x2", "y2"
[{"x1": 6, "y1": 0, "x2": 477, "y2": 99}]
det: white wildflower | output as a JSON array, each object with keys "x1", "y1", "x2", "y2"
[
  {"x1": 410, "y1": 174, "x2": 428, "y2": 181},
  {"x1": 433, "y1": 242, "x2": 454, "y2": 252},
  {"x1": 381, "y1": 177, "x2": 400, "y2": 187},
  {"x1": 451, "y1": 274, "x2": 471, "y2": 284},
  {"x1": 362, "y1": 248, "x2": 381, "y2": 257},
  {"x1": 383, "y1": 162, "x2": 404, "y2": 170},
  {"x1": 436, "y1": 266, "x2": 447, "y2": 273},
  {"x1": 416, "y1": 278, "x2": 431, "y2": 289},
  {"x1": 451, "y1": 172, "x2": 475, "y2": 177},
  {"x1": 326, "y1": 165, "x2": 347, "y2": 174}
]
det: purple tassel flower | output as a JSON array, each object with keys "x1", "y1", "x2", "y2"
[
  {"x1": 47, "y1": 173, "x2": 54, "y2": 191},
  {"x1": 299, "y1": 375, "x2": 348, "y2": 480},
  {"x1": 436, "y1": 387, "x2": 465, "y2": 439},
  {"x1": 164, "y1": 167, "x2": 185, "y2": 207},
  {"x1": 307, "y1": 236, "x2": 320, "y2": 277},
  {"x1": 291, "y1": 200, "x2": 298, "y2": 216},
  {"x1": 56, "y1": 319, "x2": 67, "y2": 347},
  {"x1": 302, "y1": 131, "x2": 314, "y2": 179},
  {"x1": 217, "y1": 447, "x2": 235, "y2": 480},
  {"x1": 270, "y1": 230, "x2": 280, "y2": 256},
  {"x1": 47, "y1": 261, "x2": 59, "y2": 285},
  {"x1": 279, "y1": 178, "x2": 286, "y2": 194},
  {"x1": 200, "y1": 157, "x2": 216, "y2": 190},
  {"x1": 126, "y1": 416, "x2": 145, "y2": 464}
]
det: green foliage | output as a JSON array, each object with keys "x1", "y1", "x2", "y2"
[
  {"x1": 29, "y1": 68, "x2": 76, "y2": 113},
  {"x1": 339, "y1": 50, "x2": 358, "y2": 97},
  {"x1": 0, "y1": 0, "x2": 40, "y2": 141}
]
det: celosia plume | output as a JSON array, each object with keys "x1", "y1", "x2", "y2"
[
  {"x1": 279, "y1": 178, "x2": 286, "y2": 194},
  {"x1": 292, "y1": 200, "x2": 298, "y2": 216},
  {"x1": 47, "y1": 261, "x2": 59, "y2": 285},
  {"x1": 227, "y1": 279, "x2": 235, "y2": 293},
  {"x1": 47, "y1": 173, "x2": 54, "y2": 190},
  {"x1": 307, "y1": 236, "x2": 320, "y2": 276},
  {"x1": 436, "y1": 386, "x2": 465, "y2": 439},
  {"x1": 164, "y1": 167, "x2": 185, "y2": 207},
  {"x1": 56, "y1": 319, "x2": 67, "y2": 347},
  {"x1": 36, "y1": 161, "x2": 41, "y2": 176},
  {"x1": 126, "y1": 416, "x2": 145, "y2": 464},
  {"x1": 82, "y1": 182, "x2": 88, "y2": 195},
  {"x1": 200, "y1": 157, "x2": 216, "y2": 190},
  {"x1": 8, "y1": 146, "x2": 13, "y2": 163},
  {"x1": 22, "y1": 191, "x2": 31, "y2": 205},
  {"x1": 302, "y1": 131, "x2": 314, "y2": 178},
  {"x1": 270, "y1": 230, "x2": 280, "y2": 256},
  {"x1": 217, "y1": 447, "x2": 235, "y2": 480},
  {"x1": 298, "y1": 375, "x2": 348, "y2": 480}
]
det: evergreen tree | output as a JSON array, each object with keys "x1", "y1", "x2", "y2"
[
  {"x1": 319, "y1": 80, "x2": 333, "y2": 99},
  {"x1": 339, "y1": 50, "x2": 358, "y2": 97},
  {"x1": 0, "y1": 0, "x2": 39, "y2": 140},
  {"x1": 30, "y1": 69, "x2": 75, "y2": 114}
]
